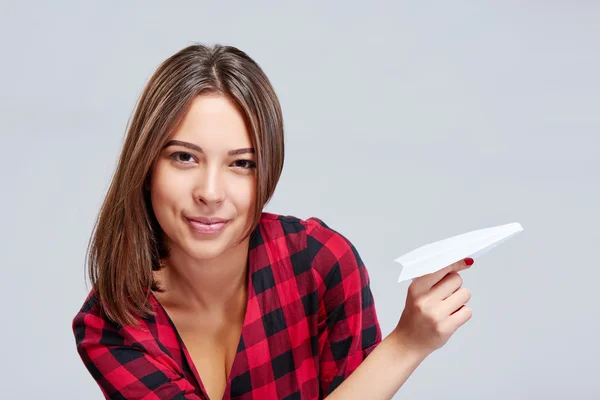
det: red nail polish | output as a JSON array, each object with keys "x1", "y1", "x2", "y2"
[{"x1": 464, "y1": 257, "x2": 474, "y2": 266}]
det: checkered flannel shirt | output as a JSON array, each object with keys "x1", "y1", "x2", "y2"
[{"x1": 73, "y1": 212, "x2": 382, "y2": 399}]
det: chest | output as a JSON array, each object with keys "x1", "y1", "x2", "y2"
[
  {"x1": 176, "y1": 317, "x2": 244, "y2": 400},
  {"x1": 154, "y1": 276, "x2": 321, "y2": 398}
]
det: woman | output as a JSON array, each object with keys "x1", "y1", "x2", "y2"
[{"x1": 72, "y1": 43, "x2": 474, "y2": 400}]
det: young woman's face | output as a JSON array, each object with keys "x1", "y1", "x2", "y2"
[{"x1": 149, "y1": 94, "x2": 257, "y2": 262}]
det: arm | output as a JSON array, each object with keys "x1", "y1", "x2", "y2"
[
  {"x1": 324, "y1": 331, "x2": 428, "y2": 400},
  {"x1": 326, "y1": 258, "x2": 476, "y2": 399},
  {"x1": 306, "y1": 217, "x2": 387, "y2": 396},
  {"x1": 73, "y1": 302, "x2": 202, "y2": 400},
  {"x1": 309, "y1": 218, "x2": 474, "y2": 399}
]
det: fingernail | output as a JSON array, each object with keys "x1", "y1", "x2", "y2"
[{"x1": 464, "y1": 257, "x2": 474, "y2": 266}]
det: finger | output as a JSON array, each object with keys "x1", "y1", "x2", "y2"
[
  {"x1": 439, "y1": 287, "x2": 471, "y2": 316},
  {"x1": 446, "y1": 304, "x2": 473, "y2": 328},
  {"x1": 430, "y1": 271, "x2": 463, "y2": 301},
  {"x1": 413, "y1": 257, "x2": 474, "y2": 291}
]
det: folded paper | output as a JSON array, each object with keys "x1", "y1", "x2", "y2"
[{"x1": 395, "y1": 222, "x2": 524, "y2": 283}]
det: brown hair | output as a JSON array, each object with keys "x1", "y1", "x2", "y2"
[{"x1": 86, "y1": 43, "x2": 285, "y2": 326}]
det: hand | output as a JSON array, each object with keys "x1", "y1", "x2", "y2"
[{"x1": 393, "y1": 258, "x2": 474, "y2": 356}]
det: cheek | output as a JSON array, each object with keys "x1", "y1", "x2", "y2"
[
  {"x1": 150, "y1": 166, "x2": 188, "y2": 223},
  {"x1": 229, "y1": 176, "x2": 256, "y2": 214}
]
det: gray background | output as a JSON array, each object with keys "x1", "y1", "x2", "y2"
[{"x1": 1, "y1": 1, "x2": 598, "y2": 399}]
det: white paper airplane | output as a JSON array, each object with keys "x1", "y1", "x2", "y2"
[{"x1": 395, "y1": 222, "x2": 524, "y2": 283}]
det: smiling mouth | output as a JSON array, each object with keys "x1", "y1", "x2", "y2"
[{"x1": 185, "y1": 217, "x2": 229, "y2": 234}]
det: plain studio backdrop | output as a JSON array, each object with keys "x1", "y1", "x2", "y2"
[{"x1": 1, "y1": 1, "x2": 598, "y2": 399}]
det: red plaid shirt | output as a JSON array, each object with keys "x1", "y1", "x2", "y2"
[{"x1": 73, "y1": 213, "x2": 382, "y2": 399}]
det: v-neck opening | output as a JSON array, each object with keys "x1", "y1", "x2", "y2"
[{"x1": 148, "y1": 249, "x2": 256, "y2": 400}]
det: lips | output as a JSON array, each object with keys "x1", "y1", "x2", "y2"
[
  {"x1": 187, "y1": 216, "x2": 229, "y2": 224},
  {"x1": 185, "y1": 216, "x2": 230, "y2": 234}
]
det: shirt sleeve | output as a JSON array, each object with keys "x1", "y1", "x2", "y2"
[
  {"x1": 305, "y1": 217, "x2": 383, "y2": 397},
  {"x1": 72, "y1": 302, "x2": 202, "y2": 400}
]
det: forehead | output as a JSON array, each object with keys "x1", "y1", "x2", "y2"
[{"x1": 170, "y1": 94, "x2": 252, "y2": 148}]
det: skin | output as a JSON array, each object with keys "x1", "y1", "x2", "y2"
[{"x1": 147, "y1": 93, "x2": 475, "y2": 400}]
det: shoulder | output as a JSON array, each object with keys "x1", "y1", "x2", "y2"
[
  {"x1": 72, "y1": 289, "x2": 124, "y2": 358},
  {"x1": 257, "y1": 211, "x2": 356, "y2": 251},
  {"x1": 72, "y1": 289, "x2": 109, "y2": 337},
  {"x1": 71, "y1": 291, "x2": 198, "y2": 397},
  {"x1": 257, "y1": 212, "x2": 367, "y2": 284},
  {"x1": 260, "y1": 214, "x2": 381, "y2": 359},
  {"x1": 72, "y1": 289, "x2": 162, "y2": 351},
  {"x1": 257, "y1": 211, "x2": 354, "y2": 244}
]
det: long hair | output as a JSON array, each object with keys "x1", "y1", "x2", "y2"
[{"x1": 86, "y1": 43, "x2": 285, "y2": 326}]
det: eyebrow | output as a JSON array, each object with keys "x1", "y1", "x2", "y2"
[{"x1": 163, "y1": 140, "x2": 255, "y2": 156}]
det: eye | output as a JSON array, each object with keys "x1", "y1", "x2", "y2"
[
  {"x1": 232, "y1": 160, "x2": 256, "y2": 170},
  {"x1": 170, "y1": 152, "x2": 197, "y2": 164}
]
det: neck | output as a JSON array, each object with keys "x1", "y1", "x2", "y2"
[{"x1": 155, "y1": 239, "x2": 250, "y2": 315}]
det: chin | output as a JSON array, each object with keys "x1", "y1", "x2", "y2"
[
  {"x1": 186, "y1": 231, "x2": 246, "y2": 259},
  {"x1": 184, "y1": 240, "x2": 229, "y2": 261}
]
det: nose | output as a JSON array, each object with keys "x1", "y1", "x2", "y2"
[{"x1": 193, "y1": 164, "x2": 225, "y2": 206}]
